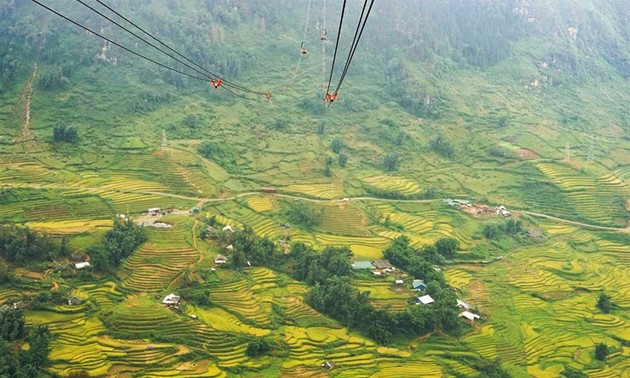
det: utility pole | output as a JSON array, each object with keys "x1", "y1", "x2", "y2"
[
  {"x1": 586, "y1": 137, "x2": 595, "y2": 166},
  {"x1": 162, "y1": 129, "x2": 167, "y2": 152}
]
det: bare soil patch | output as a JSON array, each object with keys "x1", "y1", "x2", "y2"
[{"x1": 515, "y1": 148, "x2": 540, "y2": 160}]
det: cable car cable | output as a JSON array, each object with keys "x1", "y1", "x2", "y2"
[{"x1": 31, "y1": 0, "x2": 208, "y2": 83}]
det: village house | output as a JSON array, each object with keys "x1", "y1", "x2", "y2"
[
  {"x1": 68, "y1": 297, "x2": 82, "y2": 306},
  {"x1": 395, "y1": 279, "x2": 404, "y2": 285},
  {"x1": 372, "y1": 259, "x2": 393, "y2": 270},
  {"x1": 12, "y1": 301, "x2": 29, "y2": 310},
  {"x1": 320, "y1": 361, "x2": 335, "y2": 370},
  {"x1": 416, "y1": 295, "x2": 435, "y2": 305},
  {"x1": 412, "y1": 279, "x2": 427, "y2": 291},
  {"x1": 162, "y1": 293, "x2": 181, "y2": 306},
  {"x1": 205, "y1": 226, "x2": 217, "y2": 237},
  {"x1": 352, "y1": 261, "x2": 374, "y2": 270},
  {"x1": 214, "y1": 254, "x2": 228, "y2": 265},
  {"x1": 457, "y1": 299, "x2": 471, "y2": 310},
  {"x1": 527, "y1": 229, "x2": 544, "y2": 238},
  {"x1": 147, "y1": 207, "x2": 161, "y2": 216},
  {"x1": 460, "y1": 311, "x2": 481, "y2": 322},
  {"x1": 75, "y1": 262, "x2": 91, "y2": 270},
  {"x1": 223, "y1": 225, "x2": 236, "y2": 233}
]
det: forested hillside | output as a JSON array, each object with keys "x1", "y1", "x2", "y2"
[{"x1": 0, "y1": 0, "x2": 629, "y2": 377}]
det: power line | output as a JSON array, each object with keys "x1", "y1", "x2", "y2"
[
  {"x1": 93, "y1": 0, "x2": 267, "y2": 96},
  {"x1": 31, "y1": 0, "x2": 208, "y2": 82},
  {"x1": 285, "y1": 0, "x2": 312, "y2": 89},
  {"x1": 333, "y1": 0, "x2": 374, "y2": 95},
  {"x1": 76, "y1": 0, "x2": 212, "y2": 80},
  {"x1": 325, "y1": 0, "x2": 347, "y2": 96}
]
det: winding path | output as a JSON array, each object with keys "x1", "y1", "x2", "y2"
[{"x1": 1, "y1": 183, "x2": 628, "y2": 233}]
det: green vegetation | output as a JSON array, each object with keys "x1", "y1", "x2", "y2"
[
  {"x1": 284, "y1": 201, "x2": 322, "y2": 231},
  {"x1": 88, "y1": 219, "x2": 146, "y2": 272},
  {"x1": 597, "y1": 293, "x2": 613, "y2": 314},
  {"x1": 595, "y1": 343, "x2": 610, "y2": 361},
  {"x1": 0, "y1": 310, "x2": 50, "y2": 377},
  {"x1": 52, "y1": 124, "x2": 78, "y2": 143}
]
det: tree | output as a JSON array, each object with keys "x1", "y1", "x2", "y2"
[
  {"x1": 246, "y1": 338, "x2": 273, "y2": 357},
  {"x1": 317, "y1": 121, "x2": 325, "y2": 135},
  {"x1": 483, "y1": 224, "x2": 501, "y2": 239},
  {"x1": 285, "y1": 202, "x2": 322, "y2": 231},
  {"x1": 182, "y1": 114, "x2": 199, "y2": 129},
  {"x1": 429, "y1": 134, "x2": 455, "y2": 158},
  {"x1": 53, "y1": 124, "x2": 78, "y2": 143},
  {"x1": 331, "y1": 138, "x2": 344, "y2": 154},
  {"x1": 561, "y1": 367, "x2": 588, "y2": 378},
  {"x1": 434, "y1": 237, "x2": 459, "y2": 258},
  {"x1": 338, "y1": 153, "x2": 348, "y2": 168},
  {"x1": 383, "y1": 152, "x2": 400, "y2": 171},
  {"x1": 502, "y1": 219, "x2": 522, "y2": 235},
  {"x1": 595, "y1": 343, "x2": 609, "y2": 361},
  {"x1": 596, "y1": 293, "x2": 612, "y2": 313}
]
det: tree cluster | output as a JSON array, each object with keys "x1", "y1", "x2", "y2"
[
  {"x1": 215, "y1": 226, "x2": 460, "y2": 344},
  {"x1": 197, "y1": 141, "x2": 237, "y2": 172},
  {"x1": 596, "y1": 293, "x2": 613, "y2": 314},
  {"x1": 483, "y1": 219, "x2": 523, "y2": 240},
  {"x1": 0, "y1": 310, "x2": 50, "y2": 378},
  {"x1": 0, "y1": 225, "x2": 69, "y2": 265},
  {"x1": 382, "y1": 152, "x2": 400, "y2": 172},
  {"x1": 284, "y1": 201, "x2": 322, "y2": 231},
  {"x1": 53, "y1": 124, "x2": 78, "y2": 143},
  {"x1": 429, "y1": 134, "x2": 455, "y2": 158},
  {"x1": 88, "y1": 219, "x2": 146, "y2": 272}
]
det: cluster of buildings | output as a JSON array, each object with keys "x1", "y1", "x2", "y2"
[
  {"x1": 352, "y1": 259, "x2": 396, "y2": 275},
  {"x1": 443, "y1": 199, "x2": 512, "y2": 218}
]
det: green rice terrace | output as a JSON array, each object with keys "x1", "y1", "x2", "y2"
[{"x1": 0, "y1": 0, "x2": 629, "y2": 377}]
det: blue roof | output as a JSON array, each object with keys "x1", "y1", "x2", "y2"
[
  {"x1": 352, "y1": 261, "x2": 374, "y2": 270},
  {"x1": 412, "y1": 279, "x2": 426, "y2": 289}
]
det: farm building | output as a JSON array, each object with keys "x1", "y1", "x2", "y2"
[
  {"x1": 412, "y1": 279, "x2": 427, "y2": 291},
  {"x1": 527, "y1": 229, "x2": 544, "y2": 238},
  {"x1": 214, "y1": 254, "x2": 228, "y2": 264},
  {"x1": 12, "y1": 301, "x2": 29, "y2": 310},
  {"x1": 223, "y1": 225, "x2": 236, "y2": 233},
  {"x1": 460, "y1": 311, "x2": 481, "y2": 322},
  {"x1": 147, "y1": 208, "x2": 161, "y2": 216},
  {"x1": 68, "y1": 297, "x2": 82, "y2": 306},
  {"x1": 162, "y1": 293, "x2": 181, "y2": 305},
  {"x1": 205, "y1": 226, "x2": 217, "y2": 237},
  {"x1": 372, "y1": 260, "x2": 393, "y2": 270},
  {"x1": 416, "y1": 295, "x2": 435, "y2": 305},
  {"x1": 75, "y1": 262, "x2": 91, "y2": 270},
  {"x1": 457, "y1": 299, "x2": 471, "y2": 310},
  {"x1": 352, "y1": 261, "x2": 374, "y2": 270},
  {"x1": 260, "y1": 187, "x2": 276, "y2": 193},
  {"x1": 320, "y1": 361, "x2": 335, "y2": 370},
  {"x1": 395, "y1": 279, "x2": 404, "y2": 285}
]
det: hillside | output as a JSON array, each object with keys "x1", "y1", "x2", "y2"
[{"x1": 0, "y1": 0, "x2": 628, "y2": 377}]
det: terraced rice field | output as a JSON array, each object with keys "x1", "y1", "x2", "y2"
[
  {"x1": 25, "y1": 219, "x2": 113, "y2": 235},
  {"x1": 362, "y1": 175, "x2": 421, "y2": 195},
  {"x1": 319, "y1": 204, "x2": 369, "y2": 237},
  {"x1": 283, "y1": 183, "x2": 345, "y2": 199},
  {"x1": 536, "y1": 163, "x2": 628, "y2": 226},
  {"x1": 247, "y1": 195, "x2": 273, "y2": 212},
  {"x1": 0, "y1": 191, "x2": 113, "y2": 222},
  {"x1": 122, "y1": 245, "x2": 198, "y2": 292},
  {"x1": 457, "y1": 225, "x2": 630, "y2": 377},
  {"x1": 353, "y1": 280, "x2": 409, "y2": 312}
]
